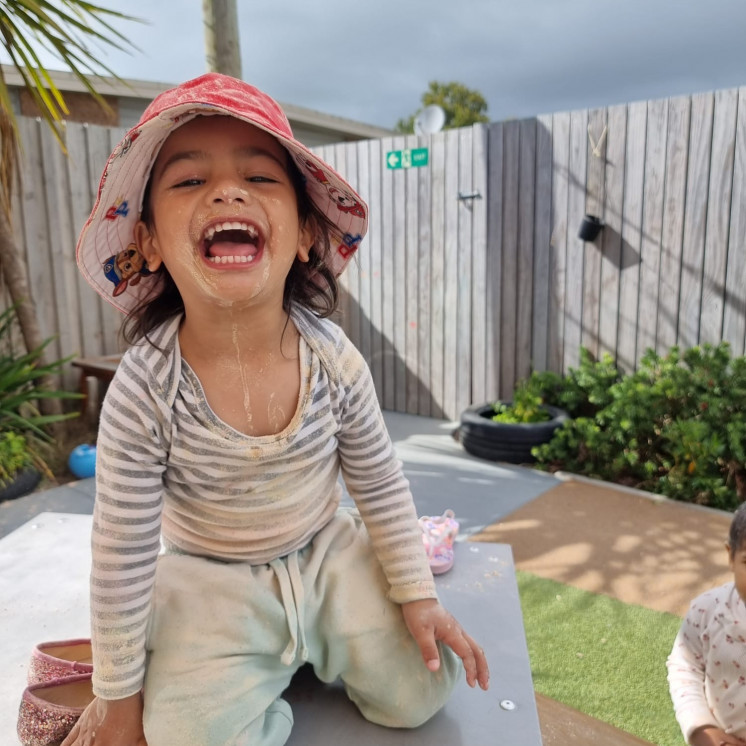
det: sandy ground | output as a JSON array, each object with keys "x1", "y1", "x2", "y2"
[{"x1": 471, "y1": 478, "x2": 734, "y2": 617}]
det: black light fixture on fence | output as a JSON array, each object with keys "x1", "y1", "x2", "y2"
[{"x1": 578, "y1": 214, "x2": 604, "y2": 241}]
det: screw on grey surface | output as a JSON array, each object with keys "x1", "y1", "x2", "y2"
[{"x1": 500, "y1": 700, "x2": 517, "y2": 711}]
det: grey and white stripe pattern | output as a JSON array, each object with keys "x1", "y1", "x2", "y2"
[{"x1": 91, "y1": 305, "x2": 435, "y2": 699}]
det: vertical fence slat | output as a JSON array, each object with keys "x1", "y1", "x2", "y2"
[
  {"x1": 455, "y1": 127, "x2": 474, "y2": 415},
  {"x1": 417, "y1": 135, "x2": 433, "y2": 415},
  {"x1": 392, "y1": 136, "x2": 408, "y2": 413},
  {"x1": 470, "y1": 124, "x2": 488, "y2": 405},
  {"x1": 67, "y1": 124, "x2": 104, "y2": 360},
  {"x1": 548, "y1": 112, "x2": 570, "y2": 373},
  {"x1": 581, "y1": 107, "x2": 607, "y2": 359},
  {"x1": 18, "y1": 119, "x2": 58, "y2": 357},
  {"x1": 657, "y1": 97, "x2": 691, "y2": 353},
  {"x1": 637, "y1": 98, "x2": 668, "y2": 361},
  {"x1": 598, "y1": 104, "x2": 627, "y2": 360},
  {"x1": 343, "y1": 143, "x2": 361, "y2": 348},
  {"x1": 380, "y1": 136, "x2": 396, "y2": 410},
  {"x1": 442, "y1": 130, "x2": 460, "y2": 417},
  {"x1": 367, "y1": 138, "x2": 384, "y2": 398},
  {"x1": 723, "y1": 88, "x2": 746, "y2": 356},
  {"x1": 500, "y1": 121, "x2": 520, "y2": 397},
  {"x1": 563, "y1": 109, "x2": 588, "y2": 374},
  {"x1": 617, "y1": 101, "x2": 647, "y2": 372},
  {"x1": 356, "y1": 140, "x2": 372, "y2": 369},
  {"x1": 485, "y1": 122, "x2": 503, "y2": 399},
  {"x1": 429, "y1": 132, "x2": 446, "y2": 415},
  {"x1": 532, "y1": 115, "x2": 553, "y2": 372},
  {"x1": 41, "y1": 124, "x2": 82, "y2": 389},
  {"x1": 405, "y1": 134, "x2": 420, "y2": 414},
  {"x1": 516, "y1": 119, "x2": 536, "y2": 382},
  {"x1": 700, "y1": 89, "x2": 738, "y2": 345},
  {"x1": 679, "y1": 93, "x2": 715, "y2": 348}
]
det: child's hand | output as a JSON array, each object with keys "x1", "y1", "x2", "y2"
[
  {"x1": 690, "y1": 725, "x2": 746, "y2": 746},
  {"x1": 401, "y1": 598, "x2": 489, "y2": 690},
  {"x1": 61, "y1": 692, "x2": 148, "y2": 746}
]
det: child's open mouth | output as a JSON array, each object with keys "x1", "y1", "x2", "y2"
[{"x1": 201, "y1": 221, "x2": 263, "y2": 265}]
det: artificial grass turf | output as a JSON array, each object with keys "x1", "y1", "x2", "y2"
[{"x1": 516, "y1": 571, "x2": 686, "y2": 746}]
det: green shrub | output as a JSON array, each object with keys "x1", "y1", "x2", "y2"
[
  {"x1": 0, "y1": 430, "x2": 34, "y2": 485},
  {"x1": 520, "y1": 343, "x2": 746, "y2": 510},
  {"x1": 492, "y1": 388, "x2": 551, "y2": 423},
  {"x1": 0, "y1": 304, "x2": 81, "y2": 481}
]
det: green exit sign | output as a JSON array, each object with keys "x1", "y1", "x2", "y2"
[{"x1": 386, "y1": 147, "x2": 429, "y2": 169}]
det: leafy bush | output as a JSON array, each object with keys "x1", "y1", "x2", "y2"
[
  {"x1": 0, "y1": 304, "x2": 81, "y2": 481},
  {"x1": 492, "y1": 389, "x2": 551, "y2": 423},
  {"x1": 0, "y1": 430, "x2": 33, "y2": 485},
  {"x1": 519, "y1": 343, "x2": 746, "y2": 510}
]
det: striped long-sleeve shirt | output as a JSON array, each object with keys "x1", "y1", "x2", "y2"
[{"x1": 90, "y1": 304, "x2": 435, "y2": 700}]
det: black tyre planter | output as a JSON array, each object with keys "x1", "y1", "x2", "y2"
[
  {"x1": 0, "y1": 468, "x2": 41, "y2": 502},
  {"x1": 459, "y1": 401, "x2": 569, "y2": 464}
]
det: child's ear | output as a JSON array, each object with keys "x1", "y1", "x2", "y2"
[
  {"x1": 296, "y1": 217, "x2": 316, "y2": 264},
  {"x1": 135, "y1": 220, "x2": 163, "y2": 272}
]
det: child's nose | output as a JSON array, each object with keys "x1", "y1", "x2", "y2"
[{"x1": 212, "y1": 184, "x2": 248, "y2": 204}]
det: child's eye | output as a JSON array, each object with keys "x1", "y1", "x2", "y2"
[
  {"x1": 173, "y1": 178, "x2": 204, "y2": 188},
  {"x1": 247, "y1": 175, "x2": 277, "y2": 183}
]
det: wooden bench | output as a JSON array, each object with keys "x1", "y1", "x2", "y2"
[{"x1": 71, "y1": 354, "x2": 123, "y2": 420}]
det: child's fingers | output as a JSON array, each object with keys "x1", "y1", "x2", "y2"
[
  {"x1": 461, "y1": 630, "x2": 490, "y2": 690},
  {"x1": 442, "y1": 626, "x2": 478, "y2": 687},
  {"x1": 413, "y1": 625, "x2": 442, "y2": 671}
]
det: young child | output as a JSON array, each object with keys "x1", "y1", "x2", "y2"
[
  {"x1": 667, "y1": 503, "x2": 746, "y2": 746},
  {"x1": 62, "y1": 73, "x2": 489, "y2": 746}
]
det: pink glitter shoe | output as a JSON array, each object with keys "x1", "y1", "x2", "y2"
[
  {"x1": 28, "y1": 639, "x2": 93, "y2": 686},
  {"x1": 17, "y1": 673, "x2": 94, "y2": 746},
  {"x1": 419, "y1": 509, "x2": 460, "y2": 575}
]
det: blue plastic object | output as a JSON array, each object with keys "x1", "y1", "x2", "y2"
[{"x1": 68, "y1": 444, "x2": 96, "y2": 479}]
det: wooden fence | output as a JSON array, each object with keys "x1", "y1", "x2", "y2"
[{"x1": 9, "y1": 85, "x2": 746, "y2": 420}]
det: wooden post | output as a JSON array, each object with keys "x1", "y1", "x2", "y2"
[{"x1": 203, "y1": 0, "x2": 242, "y2": 78}]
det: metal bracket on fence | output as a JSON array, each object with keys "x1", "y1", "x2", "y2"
[{"x1": 458, "y1": 191, "x2": 483, "y2": 201}]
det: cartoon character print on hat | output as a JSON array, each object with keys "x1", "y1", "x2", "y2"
[
  {"x1": 115, "y1": 131, "x2": 140, "y2": 159},
  {"x1": 298, "y1": 156, "x2": 366, "y2": 221},
  {"x1": 337, "y1": 232, "x2": 362, "y2": 260},
  {"x1": 103, "y1": 245, "x2": 152, "y2": 298}
]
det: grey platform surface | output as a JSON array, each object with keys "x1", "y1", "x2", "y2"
[{"x1": 1, "y1": 513, "x2": 542, "y2": 745}]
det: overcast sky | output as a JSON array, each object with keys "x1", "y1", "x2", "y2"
[{"x1": 24, "y1": 0, "x2": 746, "y2": 129}]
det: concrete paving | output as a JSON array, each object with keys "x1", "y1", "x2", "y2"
[{"x1": 0, "y1": 411, "x2": 559, "y2": 744}]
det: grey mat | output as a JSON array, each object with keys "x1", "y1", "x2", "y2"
[{"x1": 1, "y1": 513, "x2": 541, "y2": 744}]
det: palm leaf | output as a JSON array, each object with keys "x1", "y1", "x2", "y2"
[{"x1": 0, "y1": 0, "x2": 141, "y2": 168}]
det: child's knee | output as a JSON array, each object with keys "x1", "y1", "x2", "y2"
[{"x1": 348, "y1": 646, "x2": 462, "y2": 729}]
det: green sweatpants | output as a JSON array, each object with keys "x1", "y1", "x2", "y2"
[{"x1": 142, "y1": 508, "x2": 461, "y2": 746}]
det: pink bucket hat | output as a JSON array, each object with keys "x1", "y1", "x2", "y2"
[{"x1": 76, "y1": 73, "x2": 368, "y2": 316}]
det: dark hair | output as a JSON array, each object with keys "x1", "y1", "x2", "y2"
[
  {"x1": 122, "y1": 140, "x2": 340, "y2": 346},
  {"x1": 729, "y1": 503, "x2": 746, "y2": 557}
]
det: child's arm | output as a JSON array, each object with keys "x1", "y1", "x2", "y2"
[
  {"x1": 88, "y1": 352, "x2": 169, "y2": 704},
  {"x1": 60, "y1": 693, "x2": 147, "y2": 745},
  {"x1": 401, "y1": 598, "x2": 490, "y2": 690},
  {"x1": 331, "y1": 335, "x2": 489, "y2": 688},
  {"x1": 667, "y1": 604, "x2": 721, "y2": 742}
]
